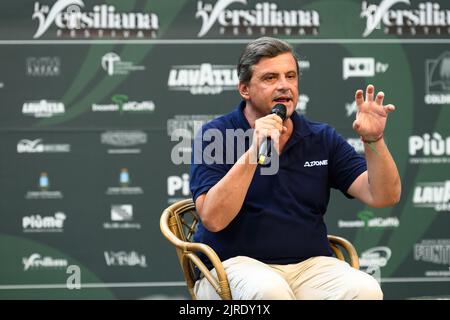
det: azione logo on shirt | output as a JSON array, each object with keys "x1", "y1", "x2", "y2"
[{"x1": 304, "y1": 159, "x2": 328, "y2": 167}]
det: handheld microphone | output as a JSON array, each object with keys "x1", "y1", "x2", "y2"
[{"x1": 257, "y1": 104, "x2": 287, "y2": 165}]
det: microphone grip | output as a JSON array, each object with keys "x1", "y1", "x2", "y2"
[{"x1": 258, "y1": 137, "x2": 271, "y2": 165}]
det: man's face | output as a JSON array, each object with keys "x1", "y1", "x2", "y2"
[{"x1": 239, "y1": 52, "x2": 299, "y2": 118}]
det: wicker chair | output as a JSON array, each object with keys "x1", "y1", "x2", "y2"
[{"x1": 160, "y1": 198, "x2": 360, "y2": 300}]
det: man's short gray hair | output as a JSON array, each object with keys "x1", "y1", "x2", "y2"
[{"x1": 237, "y1": 37, "x2": 299, "y2": 84}]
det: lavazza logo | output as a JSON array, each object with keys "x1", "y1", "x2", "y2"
[
  {"x1": 424, "y1": 51, "x2": 450, "y2": 105},
  {"x1": 168, "y1": 64, "x2": 238, "y2": 95},
  {"x1": 22, "y1": 212, "x2": 66, "y2": 233},
  {"x1": 413, "y1": 181, "x2": 450, "y2": 211},
  {"x1": 361, "y1": 0, "x2": 450, "y2": 37},
  {"x1": 17, "y1": 139, "x2": 70, "y2": 153},
  {"x1": 195, "y1": 0, "x2": 320, "y2": 37},
  {"x1": 409, "y1": 132, "x2": 450, "y2": 164},
  {"x1": 22, "y1": 100, "x2": 65, "y2": 118},
  {"x1": 32, "y1": 0, "x2": 159, "y2": 38}
]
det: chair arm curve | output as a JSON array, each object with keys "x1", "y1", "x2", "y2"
[
  {"x1": 328, "y1": 235, "x2": 359, "y2": 269},
  {"x1": 160, "y1": 208, "x2": 231, "y2": 299}
]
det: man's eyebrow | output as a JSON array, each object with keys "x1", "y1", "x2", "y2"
[{"x1": 260, "y1": 72, "x2": 278, "y2": 77}]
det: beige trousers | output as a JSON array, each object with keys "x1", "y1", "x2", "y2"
[{"x1": 194, "y1": 256, "x2": 383, "y2": 300}]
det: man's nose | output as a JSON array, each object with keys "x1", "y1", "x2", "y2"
[{"x1": 276, "y1": 76, "x2": 290, "y2": 89}]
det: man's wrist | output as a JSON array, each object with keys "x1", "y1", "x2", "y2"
[{"x1": 360, "y1": 133, "x2": 383, "y2": 144}]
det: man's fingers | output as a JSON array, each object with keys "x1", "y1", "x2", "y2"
[
  {"x1": 270, "y1": 130, "x2": 281, "y2": 142},
  {"x1": 355, "y1": 89, "x2": 364, "y2": 107},
  {"x1": 384, "y1": 104, "x2": 396, "y2": 113},
  {"x1": 366, "y1": 84, "x2": 374, "y2": 102},
  {"x1": 375, "y1": 91, "x2": 384, "y2": 106}
]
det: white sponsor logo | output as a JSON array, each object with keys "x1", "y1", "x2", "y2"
[
  {"x1": 298, "y1": 60, "x2": 310, "y2": 72},
  {"x1": 347, "y1": 138, "x2": 364, "y2": 154},
  {"x1": 101, "y1": 131, "x2": 147, "y2": 147},
  {"x1": 101, "y1": 52, "x2": 145, "y2": 76},
  {"x1": 92, "y1": 95, "x2": 154, "y2": 113},
  {"x1": 304, "y1": 159, "x2": 328, "y2": 167},
  {"x1": 338, "y1": 210, "x2": 399, "y2": 228},
  {"x1": 23, "y1": 253, "x2": 68, "y2": 271},
  {"x1": 415, "y1": 239, "x2": 450, "y2": 265},
  {"x1": 361, "y1": 0, "x2": 450, "y2": 37},
  {"x1": 425, "y1": 52, "x2": 450, "y2": 105},
  {"x1": 104, "y1": 251, "x2": 147, "y2": 267},
  {"x1": 26, "y1": 57, "x2": 60, "y2": 76},
  {"x1": 295, "y1": 94, "x2": 309, "y2": 115},
  {"x1": 168, "y1": 115, "x2": 221, "y2": 157},
  {"x1": 338, "y1": 217, "x2": 399, "y2": 228},
  {"x1": 92, "y1": 101, "x2": 155, "y2": 112},
  {"x1": 106, "y1": 168, "x2": 143, "y2": 196},
  {"x1": 25, "y1": 172, "x2": 63, "y2": 200},
  {"x1": 359, "y1": 246, "x2": 392, "y2": 282},
  {"x1": 101, "y1": 131, "x2": 147, "y2": 154},
  {"x1": 167, "y1": 174, "x2": 190, "y2": 204},
  {"x1": 104, "y1": 205, "x2": 141, "y2": 230},
  {"x1": 32, "y1": 0, "x2": 159, "y2": 39},
  {"x1": 409, "y1": 132, "x2": 450, "y2": 164},
  {"x1": 22, "y1": 100, "x2": 65, "y2": 118},
  {"x1": 23, "y1": 212, "x2": 66, "y2": 232},
  {"x1": 413, "y1": 181, "x2": 450, "y2": 211},
  {"x1": 111, "y1": 205, "x2": 132, "y2": 221},
  {"x1": 345, "y1": 101, "x2": 357, "y2": 117},
  {"x1": 17, "y1": 139, "x2": 70, "y2": 153},
  {"x1": 343, "y1": 57, "x2": 388, "y2": 80},
  {"x1": 168, "y1": 64, "x2": 238, "y2": 95},
  {"x1": 167, "y1": 115, "x2": 220, "y2": 140},
  {"x1": 360, "y1": 247, "x2": 392, "y2": 268},
  {"x1": 196, "y1": 0, "x2": 320, "y2": 37}
]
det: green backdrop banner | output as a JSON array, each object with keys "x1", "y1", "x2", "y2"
[{"x1": 0, "y1": 0, "x2": 449, "y2": 299}]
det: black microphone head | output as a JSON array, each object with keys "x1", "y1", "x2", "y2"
[{"x1": 271, "y1": 104, "x2": 287, "y2": 121}]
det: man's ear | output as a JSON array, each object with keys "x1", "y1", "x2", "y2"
[{"x1": 238, "y1": 82, "x2": 249, "y2": 99}]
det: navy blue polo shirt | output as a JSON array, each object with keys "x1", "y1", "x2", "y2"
[{"x1": 190, "y1": 101, "x2": 367, "y2": 269}]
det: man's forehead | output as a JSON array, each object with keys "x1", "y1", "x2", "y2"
[{"x1": 253, "y1": 53, "x2": 298, "y2": 73}]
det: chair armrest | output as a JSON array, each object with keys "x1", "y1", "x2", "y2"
[
  {"x1": 328, "y1": 235, "x2": 359, "y2": 269},
  {"x1": 160, "y1": 208, "x2": 232, "y2": 299}
]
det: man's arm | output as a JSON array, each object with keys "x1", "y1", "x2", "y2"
[
  {"x1": 195, "y1": 145, "x2": 258, "y2": 232},
  {"x1": 348, "y1": 139, "x2": 401, "y2": 207},
  {"x1": 347, "y1": 85, "x2": 401, "y2": 207},
  {"x1": 196, "y1": 114, "x2": 285, "y2": 232}
]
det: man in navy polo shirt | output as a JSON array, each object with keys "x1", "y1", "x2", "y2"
[{"x1": 190, "y1": 37, "x2": 401, "y2": 300}]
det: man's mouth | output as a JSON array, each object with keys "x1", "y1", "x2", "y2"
[{"x1": 273, "y1": 97, "x2": 292, "y2": 103}]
